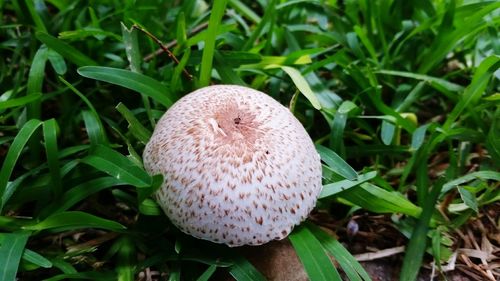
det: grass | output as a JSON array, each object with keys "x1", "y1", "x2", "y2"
[{"x1": 1, "y1": 0, "x2": 499, "y2": 280}]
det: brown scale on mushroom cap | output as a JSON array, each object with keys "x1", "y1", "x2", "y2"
[{"x1": 143, "y1": 85, "x2": 322, "y2": 247}]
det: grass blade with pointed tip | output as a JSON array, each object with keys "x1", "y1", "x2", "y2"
[{"x1": 78, "y1": 66, "x2": 172, "y2": 107}]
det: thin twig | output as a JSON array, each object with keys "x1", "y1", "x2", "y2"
[
  {"x1": 353, "y1": 246, "x2": 406, "y2": 261},
  {"x1": 132, "y1": 24, "x2": 193, "y2": 80},
  {"x1": 143, "y1": 22, "x2": 209, "y2": 61}
]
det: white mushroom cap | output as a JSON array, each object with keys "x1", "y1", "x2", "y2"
[{"x1": 143, "y1": 85, "x2": 322, "y2": 247}]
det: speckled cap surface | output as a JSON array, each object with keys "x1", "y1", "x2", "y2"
[{"x1": 143, "y1": 85, "x2": 322, "y2": 247}]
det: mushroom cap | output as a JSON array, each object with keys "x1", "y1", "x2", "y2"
[{"x1": 143, "y1": 85, "x2": 322, "y2": 247}]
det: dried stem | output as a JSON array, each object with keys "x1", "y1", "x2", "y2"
[{"x1": 132, "y1": 24, "x2": 193, "y2": 80}]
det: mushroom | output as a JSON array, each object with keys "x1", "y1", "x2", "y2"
[{"x1": 143, "y1": 85, "x2": 322, "y2": 247}]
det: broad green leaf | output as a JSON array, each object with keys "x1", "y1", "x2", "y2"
[{"x1": 77, "y1": 66, "x2": 172, "y2": 107}]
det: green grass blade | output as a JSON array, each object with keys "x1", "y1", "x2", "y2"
[
  {"x1": 82, "y1": 110, "x2": 107, "y2": 147},
  {"x1": 115, "y1": 237, "x2": 135, "y2": 281},
  {"x1": 115, "y1": 103, "x2": 151, "y2": 144},
  {"x1": 377, "y1": 70, "x2": 463, "y2": 93},
  {"x1": 0, "y1": 93, "x2": 42, "y2": 110},
  {"x1": 279, "y1": 66, "x2": 321, "y2": 110},
  {"x1": 43, "y1": 119, "x2": 62, "y2": 197},
  {"x1": 47, "y1": 49, "x2": 67, "y2": 75},
  {"x1": 400, "y1": 178, "x2": 446, "y2": 281},
  {"x1": 228, "y1": 0, "x2": 261, "y2": 23},
  {"x1": 411, "y1": 124, "x2": 430, "y2": 150},
  {"x1": 81, "y1": 145, "x2": 151, "y2": 188},
  {"x1": 26, "y1": 45, "x2": 48, "y2": 119},
  {"x1": 443, "y1": 55, "x2": 500, "y2": 130},
  {"x1": 316, "y1": 145, "x2": 357, "y2": 180},
  {"x1": 43, "y1": 271, "x2": 117, "y2": 281},
  {"x1": 441, "y1": 171, "x2": 500, "y2": 194},
  {"x1": 77, "y1": 66, "x2": 172, "y2": 107},
  {"x1": 228, "y1": 254, "x2": 267, "y2": 281},
  {"x1": 23, "y1": 211, "x2": 126, "y2": 232},
  {"x1": 340, "y1": 183, "x2": 421, "y2": 218},
  {"x1": 0, "y1": 231, "x2": 30, "y2": 281},
  {"x1": 47, "y1": 177, "x2": 125, "y2": 214},
  {"x1": 320, "y1": 171, "x2": 377, "y2": 199},
  {"x1": 0, "y1": 119, "x2": 43, "y2": 212},
  {"x1": 308, "y1": 223, "x2": 372, "y2": 281},
  {"x1": 36, "y1": 32, "x2": 97, "y2": 67},
  {"x1": 199, "y1": 0, "x2": 228, "y2": 87},
  {"x1": 289, "y1": 225, "x2": 341, "y2": 281},
  {"x1": 22, "y1": 248, "x2": 52, "y2": 268},
  {"x1": 196, "y1": 265, "x2": 217, "y2": 281},
  {"x1": 24, "y1": 0, "x2": 47, "y2": 32}
]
